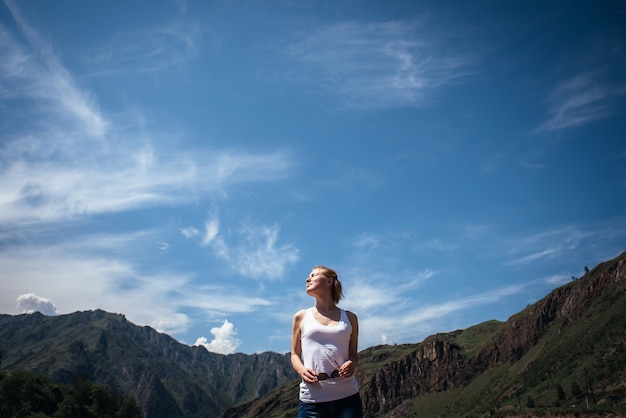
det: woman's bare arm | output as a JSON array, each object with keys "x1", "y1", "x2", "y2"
[
  {"x1": 291, "y1": 309, "x2": 318, "y2": 383},
  {"x1": 339, "y1": 310, "x2": 359, "y2": 377}
]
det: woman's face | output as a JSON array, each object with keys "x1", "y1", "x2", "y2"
[{"x1": 305, "y1": 268, "x2": 331, "y2": 295}]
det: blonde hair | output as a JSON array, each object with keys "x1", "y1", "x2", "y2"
[{"x1": 314, "y1": 265, "x2": 343, "y2": 304}]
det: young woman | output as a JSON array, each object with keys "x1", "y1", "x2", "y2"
[{"x1": 291, "y1": 266, "x2": 363, "y2": 418}]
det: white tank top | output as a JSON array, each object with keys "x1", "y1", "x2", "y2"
[{"x1": 299, "y1": 308, "x2": 359, "y2": 403}]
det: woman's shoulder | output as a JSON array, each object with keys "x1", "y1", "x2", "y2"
[
  {"x1": 344, "y1": 309, "x2": 358, "y2": 322},
  {"x1": 293, "y1": 308, "x2": 308, "y2": 320}
]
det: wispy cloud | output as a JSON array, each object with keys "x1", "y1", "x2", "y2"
[
  {"x1": 1, "y1": 1, "x2": 108, "y2": 138},
  {"x1": 180, "y1": 215, "x2": 300, "y2": 281},
  {"x1": 1, "y1": 2, "x2": 294, "y2": 227},
  {"x1": 87, "y1": 7, "x2": 200, "y2": 75},
  {"x1": 541, "y1": 273, "x2": 572, "y2": 286},
  {"x1": 536, "y1": 72, "x2": 626, "y2": 133},
  {"x1": 0, "y1": 138, "x2": 293, "y2": 225},
  {"x1": 352, "y1": 232, "x2": 381, "y2": 250},
  {"x1": 509, "y1": 247, "x2": 561, "y2": 265},
  {"x1": 220, "y1": 223, "x2": 300, "y2": 280},
  {"x1": 358, "y1": 283, "x2": 525, "y2": 347},
  {"x1": 505, "y1": 225, "x2": 593, "y2": 266},
  {"x1": 342, "y1": 270, "x2": 432, "y2": 310},
  {"x1": 180, "y1": 227, "x2": 200, "y2": 238},
  {"x1": 201, "y1": 214, "x2": 220, "y2": 246},
  {"x1": 0, "y1": 38, "x2": 293, "y2": 224},
  {"x1": 451, "y1": 219, "x2": 626, "y2": 272},
  {"x1": 283, "y1": 19, "x2": 476, "y2": 109}
]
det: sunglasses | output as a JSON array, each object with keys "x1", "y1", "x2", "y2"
[{"x1": 317, "y1": 370, "x2": 340, "y2": 381}]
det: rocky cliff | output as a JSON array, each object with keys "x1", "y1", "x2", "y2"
[{"x1": 363, "y1": 251, "x2": 626, "y2": 416}]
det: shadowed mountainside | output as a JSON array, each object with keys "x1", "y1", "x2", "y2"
[{"x1": 0, "y1": 309, "x2": 296, "y2": 417}]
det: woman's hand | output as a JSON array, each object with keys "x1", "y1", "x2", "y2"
[
  {"x1": 338, "y1": 359, "x2": 355, "y2": 377},
  {"x1": 299, "y1": 367, "x2": 319, "y2": 383}
]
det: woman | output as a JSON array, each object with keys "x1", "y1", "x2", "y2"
[{"x1": 291, "y1": 265, "x2": 363, "y2": 418}]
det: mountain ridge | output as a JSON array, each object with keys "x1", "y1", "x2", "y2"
[
  {"x1": 1, "y1": 250, "x2": 625, "y2": 417},
  {"x1": 0, "y1": 309, "x2": 296, "y2": 417}
]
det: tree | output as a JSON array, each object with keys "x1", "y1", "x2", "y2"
[
  {"x1": 555, "y1": 383, "x2": 566, "y2": 406},
  {"x1": 571, "y1": 381, "x2": 583, "y2": 400},
  {"x1": 0, "y1": 370, "x2": 142, "y2": 418},
  {"x1": 117, "y1": 397, "x2": 143, "y2": 418}
]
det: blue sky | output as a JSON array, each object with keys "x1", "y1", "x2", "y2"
[{"x1": 1, "y1": 0, "x2": 625, "y2": 355}]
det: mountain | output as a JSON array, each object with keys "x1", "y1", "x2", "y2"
[
  {"x1": 220, "y1": 250, "x2": 626, "y2": 418},
  {"x1": 1, "y1": 251, "x2": 624, "y2": 417},
  {"x1": 0, "y1": 309, "x2": 296, "y2": 417}
]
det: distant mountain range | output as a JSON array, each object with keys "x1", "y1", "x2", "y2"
[
  {"x1": 1, "y1": 251, "x2": 625, "y2": 417},
  {"x1": 0, "y1": 309, "x2": 296, "y2": 417}
]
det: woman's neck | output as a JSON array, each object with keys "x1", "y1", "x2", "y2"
[{"x1": 314, "y1": 297, "x2": 337, "y2": 315}]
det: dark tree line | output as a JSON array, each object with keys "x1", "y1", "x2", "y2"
[{"x1": 0, "y1": 370, "x2": 142, "y2": 418}]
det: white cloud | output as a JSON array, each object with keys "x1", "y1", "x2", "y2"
[
  {"x1": 542, "y1": 274, "x2": 571, "y2": 285},
  {"x1": 180, "y1": 215, "x2": 299, "y2": 281},
  {"x1": 536, "y1": 72, "x2": 626, "y2": 133},
  {"x1": 233, "y1": 224, "x2": 300, "y2": 280},
  {"x1": 0, "y1": 137, "x2": 293, "y2": 225},
  {"x1": 2, "y1": 1, "x2": 108, "y2": 138},
  {"x1": 194, "y1": 319, "x2": 242, "y2": 354},
  {"x1": 352, "y1": 233, "x2": 381, "y2": 249},
  {"x1": 16, "y1": 293, "x2": 58, "y2": 315},
  {"x1": 358, "y1": 284, "x2": 525, "y2": 347},
  {"x1": 505, "y1": 226, "x2": 593, "y2": 266},
  {"x1": 381, "y1": 334, "x2": 393, "y2": 345},
  {"x1": 151, "y1": 313, "x2": 189, "y2": 335},
  {"x1": 202, "y1": 216, "x2": 220, "y2": 246},
  {"x1": 510, "y1": 247, "x2": 562, "y2": 265},
  {"x1": 341, "y1": 267, "x2": 435, "y2": 313},
  {"x1": 90, "y1": 15, "x2": 200, "y2": 75},
  {"x1": 180, "y1": 227, "x2": 200, "y2": 238},
  {"x1": 343, "y1": 283, "x2": 399, "y2": 311},
  {"x1": 284, "y1": 19, "x2": 476, "y2": 109},
  {"x1": 206, "y1": 223, "x2": 299, "y2": 280},
  {"x1": 0, "y1": 4, "x2": 295, "y2": 227}
]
